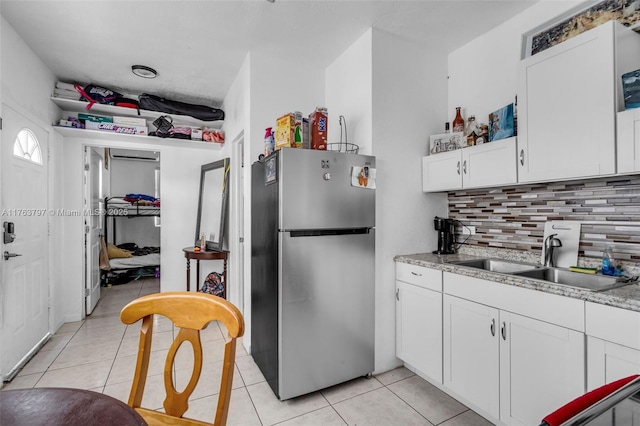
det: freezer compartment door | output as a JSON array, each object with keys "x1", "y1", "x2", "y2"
[
  {"x1": 279, "y1": 149, "x2": 375, "y2": 230},
  {"x1": 278, "y1": 229, "x2": 375, "y2": 400}
]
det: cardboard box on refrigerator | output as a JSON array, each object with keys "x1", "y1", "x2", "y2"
[
  {"x1": 309, "y1": 107, "x2": 328, "y2": 150},
  {"x1": 275, "y1": 113, "x2": 295, "y2": 150}
]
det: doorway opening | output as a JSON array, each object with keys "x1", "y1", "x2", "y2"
[{"x1": 83, "y1": 146, "x2": 161, "y2": 316}]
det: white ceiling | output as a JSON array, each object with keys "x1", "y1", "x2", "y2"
[{"x1": 1, "y1": 0, "x2": 538, "y2": 108}]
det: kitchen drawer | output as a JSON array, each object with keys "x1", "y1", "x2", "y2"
[
  {"x1": 443, "y1": 271, "x2": 585, "y2": 331},
  {"x1": 395, "y1": 262, "x2": 442, "y2": 292},
  {"x1": 586, "y1": 302, "x2": 640, "y2": 350}
]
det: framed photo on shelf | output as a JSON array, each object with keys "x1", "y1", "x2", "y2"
[
  {"x1": 429, "y1": 132, "x2": 464, "y2": 155},
  {"x1": 522, "y1": 0, "x2": 640, "y2": 59},
  {"x1": 488, "y1": 104, "x2": 515, "y2": 142}
]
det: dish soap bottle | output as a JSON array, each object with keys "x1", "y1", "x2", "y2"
[{"x1": 602, "y1": 245, "x2": 616, "y2": 276}]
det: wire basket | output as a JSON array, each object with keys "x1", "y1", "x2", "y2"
[{"x1": 327, "y1": 115, "x2": 359, "y2": 154}]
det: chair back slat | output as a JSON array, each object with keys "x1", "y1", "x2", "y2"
[{"x1": 120, "y1": 292, "x2": 244, "y2": 426}]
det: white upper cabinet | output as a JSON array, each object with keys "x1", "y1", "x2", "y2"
[
  {"x1": 617, "y1": 108, "x2": 640, "y2": 173},
  {"x1": 517, "y1": 20, "x2": 640, "y2": 183},
  {"x1": 422, "y1": 137, "x2": 517, "y2": 192}
]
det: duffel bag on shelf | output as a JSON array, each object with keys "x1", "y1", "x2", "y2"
[{"x1": 139, "y1": 93, "x2": 224, "y2": 121}]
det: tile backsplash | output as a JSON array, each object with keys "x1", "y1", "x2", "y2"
[{"x1": 448, "y1": 175, "x2": 640, "y2": 263}]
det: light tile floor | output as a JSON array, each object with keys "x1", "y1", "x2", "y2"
[{"x1": 3, "y1": 278, "x2": 494, "y2": 426}]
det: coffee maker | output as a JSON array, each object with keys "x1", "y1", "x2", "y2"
[{"x1": 432, "y1": 216, "x2": 456, "y2": 255}]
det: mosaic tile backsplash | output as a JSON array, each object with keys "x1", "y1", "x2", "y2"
[{"x1": 448, "y1": 175, "x2": 640, "y2": 263}]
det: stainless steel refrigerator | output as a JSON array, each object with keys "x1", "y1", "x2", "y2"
[{"x1": 251, "y1": 148, "x2": 375, "y2": 400}]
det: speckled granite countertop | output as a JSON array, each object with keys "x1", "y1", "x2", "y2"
[{"x1": 394, "y1": 251, "x2": 640, "y2": 313}]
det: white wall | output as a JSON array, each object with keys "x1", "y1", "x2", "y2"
[
  {"x1": 109, "y1": 157, "x2": 160, "y2": 248},
  {"x1": 221, "y1": 53, "x2": 251, "y2": 349},
  {"x1": 326, "y1": 29, "x2": 373, "y2": 155},
  {"x1": 371, "y1": 29, "x2": 449, "y2": 373},
  {"x1": 448, "y1": 1, "x2": 581, "y2": 122}
]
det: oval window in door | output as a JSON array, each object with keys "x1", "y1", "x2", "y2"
[{"x1": 13, "y1": 128, "x2": 43, "y2": 165}]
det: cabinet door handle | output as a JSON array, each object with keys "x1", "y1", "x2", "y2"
[
  {"x1": 463, "y1": 160, "x2": 467, "y2": 175},
  {"x1": 490, "y1": 319, "x2": 495, "y2": 336},
  {"x1": 410, "y1": 271, "x2": 422, "y2": 277},
  {"x1": 457, "y1": 161, "x2": 461, "y2": 175},
  {"x1": 519, "y1": 149, "x2": 525, "y2": 166},
  {"x1": 501, "y1": 322, "x2": 507, "y2": 340},
  {"x1": 396, "y1": 289, "x2": 399, "y2": 301}
]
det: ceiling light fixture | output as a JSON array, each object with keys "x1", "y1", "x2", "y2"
[{"x1": 131, "y1": 65, "x2": 157, "y2": 79}]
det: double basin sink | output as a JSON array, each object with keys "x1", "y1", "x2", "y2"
[{"x1": 449, "y1": 258, "x2": 635, "y2": 292}]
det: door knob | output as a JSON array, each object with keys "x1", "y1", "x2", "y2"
[{"x1": 4, "y1": 251, "x2": 22, "y2": 260}]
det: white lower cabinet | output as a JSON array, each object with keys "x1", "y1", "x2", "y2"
[
  {"x1": 443, "y1": 295, "x2": 500, "y2": 418},
  {"x1": 443, "y1": 272, "x2": 585, "y2": 425},
  {"x1": 587, "y1": 337, "x2": 640, "y2": 391},
  {"x1": 499, "y1": 311, "x2": 585, "y2": 426},
  {"x1": 585, "y1": 301, "x2": 640, "y2": 391},
  {"x1": 395, "y1": 263, "x2": 442, "y2": 383}
]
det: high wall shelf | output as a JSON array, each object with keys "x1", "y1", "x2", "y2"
[
  {"x1": 51, "y1": 97, "x2": 225, "y2": 148},
  {"x1": 53, "y1": 126, "x2": 224, "y2": 149},
  {"x1": 51, "y1": 97, "x2": 224, "y2": 128}
]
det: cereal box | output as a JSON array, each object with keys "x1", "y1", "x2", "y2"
[
  {"x1": 309, "y1": 107, "x2": 328, "y2": 150},
  {"x1": 275, "y1": 113, "x2": 295, "y2": 150}
]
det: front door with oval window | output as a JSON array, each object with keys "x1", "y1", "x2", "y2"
[{"x1": 1, "y1": 105, "x2": 50, "y2": 382}]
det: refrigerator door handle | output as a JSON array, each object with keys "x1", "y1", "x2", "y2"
[{"x1": 288, "y1": 228, "x2": 371, "y2": 237}]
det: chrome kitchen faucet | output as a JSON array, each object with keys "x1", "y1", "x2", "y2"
[{"x1": 543, "y1": 234, "x2": 563, "y2": 267}]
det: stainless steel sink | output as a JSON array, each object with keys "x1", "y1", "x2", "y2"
[
  {"x1": 450, "y1": 258, "x2": 637, "y2": 292},
  {"x1": 513, "y1": 268, "x2": 632, "y2": 292},
  {"x1": 450, "y1": 258, "x2": 542, "y2": 274}
]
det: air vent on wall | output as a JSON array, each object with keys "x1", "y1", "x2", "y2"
[{"x1": 109, "y1": 149, "x2": 159, "y2": 162}]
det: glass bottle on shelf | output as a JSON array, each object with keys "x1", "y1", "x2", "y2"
[
  {"x1": 452, "y1": 107, "x2": 464, "y2": 133},
  {"x1": 445, "y1": 122, "x2": 450, "y2": 133}
]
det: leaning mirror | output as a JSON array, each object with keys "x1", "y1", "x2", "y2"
[{"x1": 195, "y1": 158, "x2": 230, "y2": 252}]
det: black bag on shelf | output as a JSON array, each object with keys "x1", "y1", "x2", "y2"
[
  {"x1": 74, "y1": 83, "x2": 122, "y2": 109},
  {"x1": 138, "y1": 93, "x2": 225, "y2": 121}
]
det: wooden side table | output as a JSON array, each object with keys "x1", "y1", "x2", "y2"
[{"x1": 183, "y1": 247, "x2": 229, "y2": 298}]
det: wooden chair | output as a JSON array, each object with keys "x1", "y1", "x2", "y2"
[{"x1": 120, "y1": 291, "x2": 245, "y2": 426}]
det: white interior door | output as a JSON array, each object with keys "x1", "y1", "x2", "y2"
[
  {"x1": 84, "y1": 147, "x2": 103, "y2": 315},
  {"x1": 1, "y1": 105, "x2": 50, "y2": 381}
]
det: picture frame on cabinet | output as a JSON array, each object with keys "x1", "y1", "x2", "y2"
[
  {"x1": 521, "y1": 0, "x2": 640, "y2": 59},
  {"x1": 429, "y1": 132, "x2": 464, "y2": 155},
  {"x1": 488, "y1": 104, "x2": 515, "y2": 142}
]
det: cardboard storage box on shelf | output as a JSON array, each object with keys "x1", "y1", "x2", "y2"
[
  {"x1": 113, "y1": 116, "x2": 147, "y2": 127},
  {"x1": 275, "y1": 113, "x2": 296, "y2": 150},
  {"x1": 78, "y1": 113, "x2": 112, "y2": 123},
  {"x1": 85, "y1": 121, "x2": 148, "y2": 135},
  {"x1": 309, "y1": 107, "x2": 328, "y2": 150},
  {"x1": 293, "y1": 111, "x2": 303, "y2": 148},
  {"x1": 302, "y1": 118, "x2": 310, "y2": 149},
  {"x1": 192, "y1": 128, "x2": 203, "y2": 141}
]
